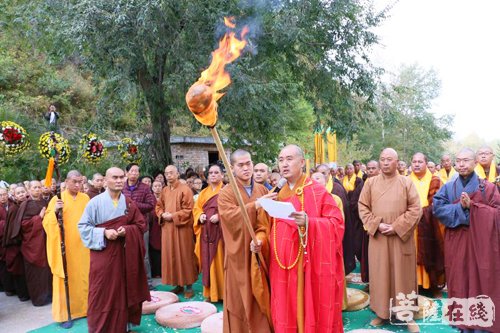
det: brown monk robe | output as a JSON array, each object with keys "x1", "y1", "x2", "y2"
[
  {"x1": 18, "y1": 199, "x2": 52, "y2": 306},
  {"x1": 155, "y1": 165, "x2": 198, "y2": 297},
  {"x1": 218, "y1": 149, "x2": 272, "y2": 333},
  {"x1": 358, "y1": 148, "x2": 422, "y2": 332},
  {"x1": 2, "y1": 187, "x2": 30, "y2": 301}
]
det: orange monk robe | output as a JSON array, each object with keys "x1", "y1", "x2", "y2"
[
  {"x1": 193, "y1": 182, "x2": 224, "y2": 301},
  {"x1": 270, "y1": 174, "x2": 345, "y2": 333},
  {"x1": 218, "y1": 181, "x2": 272, "y2": 333},
  {"x1": 410, "y1": 170, "x2": 445, "y2": 290},
  {"x1": 42, "y1": 191, "x2": 90, "y2": 322},
  {"x1": 155, "y1": 181, "x2": 198, "y2": 286}
]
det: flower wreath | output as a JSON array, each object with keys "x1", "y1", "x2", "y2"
[
  {"x1": 80, "y1": 133, "x2": 106, "y2": 164},
  {"x1": 0, "y1": 121, "x2": 30, "y2": 155},
  {"x1": 39, "y1": 132, "x2": 71, "y2": 165},
  {"x1": 117, "y1": 137, "x2": 141, "y2": 163}
]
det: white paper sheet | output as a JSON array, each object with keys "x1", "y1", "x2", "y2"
[{"x1": 257, "y1": 198, "x2": 296, "y2": 220}]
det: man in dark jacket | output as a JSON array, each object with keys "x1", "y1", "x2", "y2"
[{"x1": 122, "y1": 163, "x2": 156, "y2": 289}]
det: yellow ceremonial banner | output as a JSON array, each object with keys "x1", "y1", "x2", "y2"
[
  {"x1": 327, "y1": 131, "x2": 337, "y2": 163},
  {"x1": 314, "y1": 133, "x2": 325, "y2": 165},
  {"x1": 305, "y1": 158, "x2": 311, "y2": 176}
]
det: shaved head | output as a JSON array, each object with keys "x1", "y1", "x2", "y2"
[
  {"x1": 66, "y1": 170, "x2": 82, "y2": 180},
  {"x1": 381, "y1": 148, "x2": 398, "y2": 160},
  {"x1": 230, "y1": 149, "x2": 251, "y2": 166},
  {"x1": 412, "y1": 152, "x2": 428, "y2": 164},
  {"x1": 281, "y1": 144, "x2": 304, "y2": 159},
  {"x1": 458, "y1": 147, "x2": 476, "y2": 159},
  {"x1": 106, "y1": 167, "x2": 124, "y2": 177}
]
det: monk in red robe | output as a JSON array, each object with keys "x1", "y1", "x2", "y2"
[
  {"x1": 270, "y1": 145, "x2": 345, "y2": 333},
  {"x1": 18, "y1": 181, "x2": 52, "y2": 306},
  {"x1": 433, "y1": 148, "x2": 500, "y2": 333},
  {"x1": 2, "y1": 186, "x2": 30, "y2": 301}
]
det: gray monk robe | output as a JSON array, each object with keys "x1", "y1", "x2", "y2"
[{"x1": 358, "y1": 173, "x2": 422, "y2": 319}]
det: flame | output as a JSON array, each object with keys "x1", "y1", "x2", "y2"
[{"x1": 186, "y1": 17, "x2": 249, "y2": 127}]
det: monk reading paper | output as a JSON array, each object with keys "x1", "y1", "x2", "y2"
[{"x1": 270, "y1": 145, "x2": 344, "y2": 333}]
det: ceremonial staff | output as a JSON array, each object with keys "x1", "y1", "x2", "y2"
[
  {"x1": 44, "y1": 132, "x2": 73, "y2": 329},
  {"x1": 185, "y1": 18, "x2": 268, "y2": 275}
]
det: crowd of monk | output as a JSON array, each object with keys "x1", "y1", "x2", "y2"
[{"x1": 0, "y1": 144, "x2": 498, "y2": 333}]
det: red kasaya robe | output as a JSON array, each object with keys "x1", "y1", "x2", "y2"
[
  {"x1": 445, "y1": 181, "x2": 500, "y2": 332},
  {"x1": 87, "y1": 199, "x2": 150, "y2": 333},
  {"x1": 270, "y1": 175, "x2": 345, "y2": 333}
]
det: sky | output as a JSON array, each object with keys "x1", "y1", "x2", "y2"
[{"x1": 371, "y1": 0, "x2": 500, "y2": 142}]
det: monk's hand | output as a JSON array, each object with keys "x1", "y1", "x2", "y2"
[
  {"x1": 39, "y1": 207, "x2": 46, "y2": 218},
  {"x1": 378, "y1": 223, "x2": 389, "y2": 234},
  {"x1": 104, "y1": 229, "x2": 119, "y2": 240},
  {"x1": 199, "y1": 214, "x2": 207, "y2": 224},
  {"x1": 55, "y1": 199, "x2": 64, "y2": 213},
  {"x1": 255, "y1": 192, "x2": 278, "y2": 209},
  {"x1": 460, "y1": 192, "x2": 471, "y2": 209},
  {"x1": 117, "y1": 226, "x2": 126, "y2": 237},
  {"x1": 162, "y1": 212, "x2": 173, "y2": 222},
  {"x1": 289, "y1": 211, "x2": 307, "y2": 227},
  {"x1": 209, "y1": 214, "x2": 219, "y2": 224},
  {"x1": 250, "y1": 239, "x2": 263, "y2": 253},
  {"x1": 380, "y1": 223, "x2": 395, "y2": 236}
]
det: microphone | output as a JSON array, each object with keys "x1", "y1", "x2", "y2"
[{"x1": 272, "y1": 178, "x2": 287, "y2": 193}]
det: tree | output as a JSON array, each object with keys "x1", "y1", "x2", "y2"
[
  {"x1": 17, "y1": 0, "x2": 386, "y2": 170},
  {"x1": 357, "y1": 64, "x2": 453, "y2": 163}
]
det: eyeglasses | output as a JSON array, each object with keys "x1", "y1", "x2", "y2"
[
  {"x1": 455, "y1": 158, "x2": 474, "y2": 164},
  {"x1": 477, "y1": 152, "x2": 493, "y2": 157}
]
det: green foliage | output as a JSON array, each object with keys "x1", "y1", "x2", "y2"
[
  {"x1": 21, "y1": 0, "x2": 385, "y2": 168},
  {"x1": 357, "y1": 64, "x2": 453, "y2": 163}
]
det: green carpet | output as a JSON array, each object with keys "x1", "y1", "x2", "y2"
[{"x1": 30, "y1": 270, "x2": 459, "y2": 333}]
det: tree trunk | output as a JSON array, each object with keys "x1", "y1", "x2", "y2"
[{"x1": 137, "y1": 56, "x2": 172, "y2": 171}]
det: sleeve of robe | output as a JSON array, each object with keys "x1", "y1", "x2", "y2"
[
  {"x1": 192, "y1": 190, "x2": 206, "y2": 267},
  {"x1": 391, "y1": 179, "x2": 422, "y2": 241},
  {"x1": 155, "y1": 189, "x2": 166, "y2": 218},
  {"x1": 171, "y1": 187, "x2": 194, "y2": 227},
  {"x1": 78, "y1": 200, "x2": 106, "y2": 251},
  {"x1": 432, "y1": 184, "x2": 470, "y2": 228},
  {"x1": 358, "y1": 178, "x2": 384, "y2": 236},
  {"x1": 123, "y1": 201, "x2": 147, "y2": 235},
  {"x1": 42, "y1": 196, "x2": 65, "y2": 278}
]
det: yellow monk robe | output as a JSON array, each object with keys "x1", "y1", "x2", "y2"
[
  {"x1": 410, "y1": 170, "x2": 432, "y2": 289},
  {"x1": 326, "y1": 175, "x2": 334, "y2": 193},
  {"x1": 342, "y1": 175, "x2": 356, "y2": 192},
  {"x1": 193, "y1": 182, "x2": 224, "y2": 301},
  {"x1": 439, "y1": 167, "x2": 457, "y2": 184},
  {"x1": 410, "y1": 170, "x2": 444, "y2": 289},
  {"x1": 43, "y1": 191, "x2": 90, "y2": 322},
  {"x1": 475, "y1": 161, "x2": 498, "y2": 182},
  {"x1": 356, "y1": 170, "x2": 363, "y2": 179}
]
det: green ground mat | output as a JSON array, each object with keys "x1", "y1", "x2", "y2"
[{"x1": 30, "y1": 270, "x2": 459, "y2": 332}]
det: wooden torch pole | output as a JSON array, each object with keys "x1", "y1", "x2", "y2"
[{"x1": 209, "y1": 126, "x2": 268, "y2": 275}]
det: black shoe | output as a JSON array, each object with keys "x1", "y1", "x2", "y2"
[
  {"x1": 19, "y1": 296, "x2": 30, "y2": 302},
  {"x1": 5, "y1": 291, "x2": 15, "y2": 296},
  {"x1": 169, "y1": 286, "x2": 184, "y2": 294}
]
